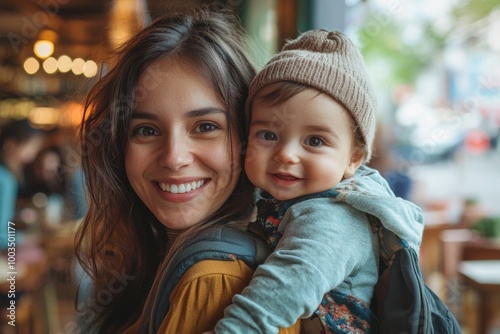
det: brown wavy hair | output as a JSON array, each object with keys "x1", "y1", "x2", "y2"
[{"x1": 75, "y1": 7, "x2": 256, "y2": 333}]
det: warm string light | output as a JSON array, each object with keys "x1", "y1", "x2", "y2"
[
  {"x1": 25, "y1": 29, "x2": 99, "y2": 77},
  {"x1": 42, "y1": 57, "x2": 58, "y2": 74},
  {"x1": 12, "y1": 31, "x2": 96, "y2": 127},
  {"x1": 33, "y1": 40, "x2": 54, "y2": 59},
  {"x1": 83, "y1": 60, "x2": 98, "y2": 77},
  {"x1": 23, "y1": 54, "x2": 98, "y2": 77},
  {"x1": 57, "y1": 55, "x2": 72, "y2": 73},
  {"x1": 71, "y1": 58, "x2": 85, "y2": 75},
  {"x1": 23, "y1": 57, "x2": 40, "y2": 74}
]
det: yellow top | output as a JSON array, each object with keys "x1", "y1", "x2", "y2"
[{"x1": 125, "y1": 259, "x2": 301, "y2": 333}]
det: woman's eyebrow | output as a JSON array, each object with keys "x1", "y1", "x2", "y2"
[
  {"x1": 131, "y1": 111, "x2": 159, "y2": 120},
  {"x1": 186, "y1": 107, "x2": 225, "y2": 118},
  {"x1": 131, "y1": 107, "x2": 225, "y2": 120}
]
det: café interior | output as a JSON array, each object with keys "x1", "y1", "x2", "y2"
[{"x1": 0, "y1": 0, "x2": 499, "y2": 333}]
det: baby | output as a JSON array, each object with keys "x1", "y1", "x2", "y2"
[{"x1": 214, "y1": 29, "x2": 423, "y2": 333}]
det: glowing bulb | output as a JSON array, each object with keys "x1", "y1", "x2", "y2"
[
  {"x1": 71, "y1": 58, "x2": 85, "y2": 75},
  {"x1": 34, "y1": 40, "x2": 54, "y2": 59},
  {"x1": 42, "y1": 57, "x2": 58, "y2": 74},
  {"x1": 83, "y1": 60, "x2": 98, "y2": 77},
  {"x1": 23, "y1": 57, "x2": 40, "y2": 74},
  {"x1": 57, "y1": 55, "x2": 72, "y2": 73},
  {"x1": 29, "y1": 107, "x2": 60, "y2": 129}
]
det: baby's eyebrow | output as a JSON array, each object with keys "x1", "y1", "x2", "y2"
[
  {"x1": 305, "y1": 125, "x2": 340, "y2": 139},
  {"x1": 305, "y1": 125, "x2": 332, "y2": 133},
  {"x1": 249, "y1": 119, "x2": 273, "y2": 127}
]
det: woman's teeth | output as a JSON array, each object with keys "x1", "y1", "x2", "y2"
[{"x1": 159, "y1": 180, "x2": 205, "y2": 194}]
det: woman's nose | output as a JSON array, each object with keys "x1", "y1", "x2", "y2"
[
  {"x1": 158, "y1": 136, "x2": 194, "y2": 171},
  {"x1": 273, "y1": 143, "x2": 300, "y2": 164}
]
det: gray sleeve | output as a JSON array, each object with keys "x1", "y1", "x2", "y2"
[{"x1": 214, "y1": 199, "x2": 374, "y2": 333}]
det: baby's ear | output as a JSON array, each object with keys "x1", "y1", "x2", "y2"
[{"x1": 344, "y1": 148, "x2": 365, "y2": 179}]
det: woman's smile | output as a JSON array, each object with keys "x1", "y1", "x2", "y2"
[
  {"x1": 157, "y1": 179, "x2": 207, "y2": 193},
  {"x1": 152, "y1": 177, "x2": 210, "y2": 203}
]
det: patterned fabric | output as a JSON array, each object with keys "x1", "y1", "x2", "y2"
[
  {"x1": 255, "y1": 189, "x2": 338, "y2": 248},
  {"x1": 255, "y1": 193, "x2": 285, "y2": 248},
  {"x1": 255, "y1": 189, "x2": 377, "y2": 333},
  {"x1": 315, "y1": 289, "x2": 375, "y2": 334}
]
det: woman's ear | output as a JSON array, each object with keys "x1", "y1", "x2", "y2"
[{"x1": 344, "y1": 148, "x2": 365, "y2": 179}]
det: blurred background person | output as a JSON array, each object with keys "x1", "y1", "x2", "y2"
[
  {"x1": 369, "y1": 121, "x2": 414, "y2": 200},
  {"x1": 20, "y1": 145, "x2": 65, "y2": 197},
  {"x1": 0, "y1": 118, "x2": 44, "y2": 250}
]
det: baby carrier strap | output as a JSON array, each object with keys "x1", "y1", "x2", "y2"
[{"x1": 149, "y1": 226, "x2": 270, "y2": 333}]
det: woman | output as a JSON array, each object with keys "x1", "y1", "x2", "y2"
[{"x1": 75, "y1": 7, "x2": 300, "y2": 333}]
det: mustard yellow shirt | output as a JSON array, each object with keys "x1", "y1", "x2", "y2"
[{"x1": 125, "y1": 259, "x2": 300, "y2": 333}]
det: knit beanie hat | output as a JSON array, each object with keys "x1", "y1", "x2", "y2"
[{"x1": 247, "y1": 29, "x2": 377, "y2": 162}]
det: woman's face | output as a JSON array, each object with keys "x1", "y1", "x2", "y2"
[{"x1": 125, "y1": 58, "x2": 241, "y2": 231}]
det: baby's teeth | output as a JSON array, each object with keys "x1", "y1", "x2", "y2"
[
  {"x1": 178, "y1": 184, "x2": 186, "y2": 193},
  {"x1": 171, "y1": 184, "x2": 178, "y2": 194},
  {"x1": 186, "y1": 183, "x2": 192, "y2": 192},
  {"x1": 191, "y1": 181, "x2": 196, "y2": 190}
]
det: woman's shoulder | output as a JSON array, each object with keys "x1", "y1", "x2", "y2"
[
  {"x1": 177, "y1": 258, "x2": 254, "y2": 285},
  {"x1": 157, "y1": 259, "x2": 254, "y2": 333},
  {"x1": 122, "y1": 260, "x2": 254, "y2": 334}
]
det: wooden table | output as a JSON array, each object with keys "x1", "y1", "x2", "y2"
[{"x1": 459, "y1": 260, "x2": 500, "y2": 334}]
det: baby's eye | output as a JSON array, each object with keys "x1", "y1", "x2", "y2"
[
  {"x1": 256, "y1": 130, "x2": 277, "y2": 141},
  {"x1": 132, "y1": 126, "x2": 159, "y2": 137},
  {"x1": 304, "y1": 136, "x2": 324, "y2": 147},
  {"x1": 194, "y1": 122, "x2": 220, "y2": 133}
]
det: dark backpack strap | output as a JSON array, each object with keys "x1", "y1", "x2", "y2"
[
  {"x1": 373, "y1": 241, "x2": 461, "y2": 334},
  {"x1": 375, "y1": 245, "x2": 424, "y2": 333},
  {"x1": 149, "y1": 226, "x2": 270, "y2": 333}
]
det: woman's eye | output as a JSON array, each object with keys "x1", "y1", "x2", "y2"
[
  {"x1": 256, "y1": 130, "x2": 277, "y2": 141},
  {"x1": 195, "y1": 122, "x2": 220, "y2": 133},
  {"x1": 305, "y1": 136, "x2": 324, "y2": 147},
  {"x1": 132, "y1": 126, "x2": 159, "y2": 137}
]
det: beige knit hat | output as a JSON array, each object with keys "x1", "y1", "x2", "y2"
[{"x1": 247, "y1": 29, "x2": 377, "y2": 162}]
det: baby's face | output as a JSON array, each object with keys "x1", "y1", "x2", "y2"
[{"x1": 245, "y1": 87, "x2": 363, "y2": 201}]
